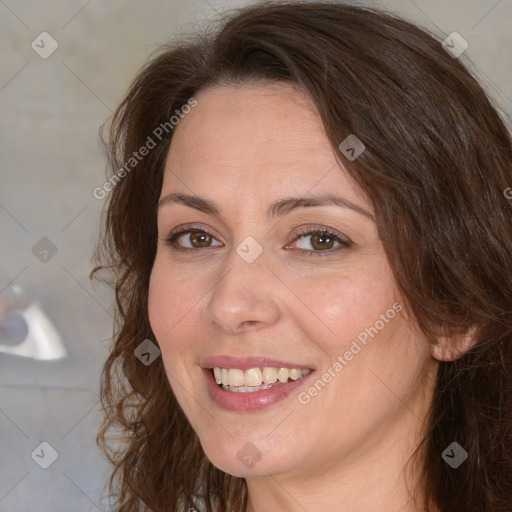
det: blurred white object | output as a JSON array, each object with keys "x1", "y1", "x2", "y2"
[{"x1": 0, "y1": 284, "x2": 66, "y2": 360}]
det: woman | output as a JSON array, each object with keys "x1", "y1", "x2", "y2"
[{"x1": 92, "y1": 2, "x2": 512, "y2": 511}]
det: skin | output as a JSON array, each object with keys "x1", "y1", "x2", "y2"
[{"x1": 148, "y1": 82, "x2": 447, "y2": 512}]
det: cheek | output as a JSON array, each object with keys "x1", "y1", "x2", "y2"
[
  {"x1": 147, "y1": 257, "x2": 213, "y2": 392},
  {"x1": 147, "y1": 265, "x2": 170, "y2": 340},
  {"x1": 147, "y1": 261, "x2": 190, "y2": 373},
  {"x1": 148, "y1": 258, "x2": 199, "y2": 339},
  {"x1": 293, "y1": 259, "x2": 398, "y2": 352},
  {"x1": 148, "y1": 262, "x2": 197, "y2": 405}
]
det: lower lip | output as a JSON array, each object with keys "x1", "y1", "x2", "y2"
[{"x1": 203, "y1": 368, "x2": 314, "y2": 412}]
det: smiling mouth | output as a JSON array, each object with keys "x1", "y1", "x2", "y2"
[{"x1": 212, "y1": 366, "x2": 312, "y2": 393}]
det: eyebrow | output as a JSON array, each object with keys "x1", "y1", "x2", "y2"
[{"x1": 158, "y1": 192, "x2": 374, "y2": 220}]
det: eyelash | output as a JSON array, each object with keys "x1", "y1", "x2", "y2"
[{"x1": 163, "y1": 224, "x2": 352, "y2": 257}]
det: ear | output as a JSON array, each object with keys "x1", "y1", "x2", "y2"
[{"x1": 431, "y1": 326, "x2": 478, "y2": 362}]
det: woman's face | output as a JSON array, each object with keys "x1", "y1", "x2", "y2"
[{"x1": 148, "y1": 82, "x2": 437, "y2": 481}]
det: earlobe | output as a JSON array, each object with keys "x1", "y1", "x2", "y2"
[{"x1": 431, "y1": 326, "x2": 478, "y2": 362}]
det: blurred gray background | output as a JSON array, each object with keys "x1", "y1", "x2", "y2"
[{"x1": 0, "y1": 0, "x2": 510, "y2": 510}]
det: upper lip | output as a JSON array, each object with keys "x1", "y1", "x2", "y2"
[{"x1": 201, "y1": 355, "x2": 314, "y2": 371}]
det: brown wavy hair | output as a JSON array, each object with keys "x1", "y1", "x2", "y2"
[{"x1": 92, "y1": 2, "x2": 512, "y2": 511}]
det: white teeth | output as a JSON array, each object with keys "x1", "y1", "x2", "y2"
[
  {"x1": 212, "y1": 366, "x2": 311, "y2": 390},
  {"x1": 262, "y1": 367, "x2": 278, "y2": 384},
  {"x1": 245, "y1": 368, "x2": 263, "y2": 387},
  {"x1": 289, "y1": 368, "x2": 302, "y2": 380},
  {"x1": 222, "y1": 383, "x2": 271, "y2": 393},
  {"x1": 228, "y1": 369, "x2": 245, "y2": 387},
  {"x1": 277, "y1": 368, "x2": 289, "y2": 383}
]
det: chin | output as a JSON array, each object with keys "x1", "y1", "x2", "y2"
[{"x1": 198, "y1": 433, "x2": 301, "y2": 478}]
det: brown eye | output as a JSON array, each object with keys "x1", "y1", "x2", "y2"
[
  {"x1": 165, "y1": 228, "x2": 222, "y2": 250},
  {"x1": 187, "y1": 231, "x2": 212, "y2": 248},
  {"x1": 290, "y1": 228, "x2": 352, "y2": 256},
  {"x1": 309, "y1": 232, "x2": 336, "y2": 250}
]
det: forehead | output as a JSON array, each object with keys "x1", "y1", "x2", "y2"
[{"x1": 162, "y1": 82, "x2": 368, "y2": 210}]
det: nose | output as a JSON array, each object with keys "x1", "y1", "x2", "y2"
[{"x1": 204, "y1": 243, "x2": 281, "y2": 335}]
